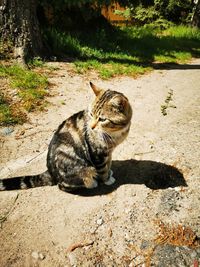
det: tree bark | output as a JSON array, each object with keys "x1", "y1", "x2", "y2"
[
  {"x1": 0, "y1": 0, "x2": 45, "y2": 64},
  {"x1": 191, "y1": 0, "x2": 200, "y2": 27}
]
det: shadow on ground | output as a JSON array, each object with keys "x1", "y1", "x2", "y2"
[{"x1": 71, "y1": 159, "x2": 187, "y2": 196}]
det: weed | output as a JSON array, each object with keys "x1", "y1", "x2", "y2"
[
  {"x1": 161, "y1": 89, "x2": 176, "y2": 116},
  {"x1": 28, "y1": 57, "x2": 45, "y2": 68}
]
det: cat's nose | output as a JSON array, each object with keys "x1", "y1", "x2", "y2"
[{"x1": 90, "y1": 119, "x2": 98, "y2": 129}]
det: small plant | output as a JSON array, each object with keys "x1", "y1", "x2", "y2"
[
  {"x1": 28, "y1": 57, "x2": 45, "y2": 68},
  {"x1": 161, "y1": 89, "x2": 176, "y2": 116}
]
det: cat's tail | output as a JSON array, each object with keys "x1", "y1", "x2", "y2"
[{"x1": 0, "y1": 170, "x2": 56, "y2": 191}]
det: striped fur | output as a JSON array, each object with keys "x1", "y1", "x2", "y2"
[{"x1": 0, "y1": 82, "x2": 132, "y2": 192}]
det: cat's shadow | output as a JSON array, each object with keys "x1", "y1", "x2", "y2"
[{"x1": 69, "y1": 159, "x2": 187, "y2": 196}]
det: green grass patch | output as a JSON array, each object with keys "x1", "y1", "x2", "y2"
[
  {"x1": 28, "y1": 57, "x2": 46, "y2": 68},
  {"x1": 74, "y1": 59, "x2": 150, "y2": 79},
  {"x1": 44, "y1": 25, "x2": 200, "y2": 79},
  {"x1": 0, "y1": 64, "x2": 48, "y2": 125}
]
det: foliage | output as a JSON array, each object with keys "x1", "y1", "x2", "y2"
[
  {"x1": 40, "y1": 0, "x2": 121, "y2": 8},
  {"x1": 115, "y1": 0, "x2": 193, "y2": 26}
]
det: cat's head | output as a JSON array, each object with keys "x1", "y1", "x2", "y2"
[{"x1": 88, "y1": 82, "x2": 132, "y2": 140}]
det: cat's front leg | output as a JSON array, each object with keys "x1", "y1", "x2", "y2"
[
  {"x1": 97, "y1": 153, "x2": 115, "y2": 185},
  {"x1": 98, "y1": 169, "x2": 116, "y2": 185},
  {"x1": 104, "y1": 169, "x2": 116, "y2": 185}
]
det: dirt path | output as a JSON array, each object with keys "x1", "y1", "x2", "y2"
[{"x1": 0, "y1": 59, "x2": 200, "y2": 266}]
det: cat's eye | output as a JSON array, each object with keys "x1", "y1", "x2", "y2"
[{"x1": 99, "y1": 117, "x2": 107, "y2": 122}]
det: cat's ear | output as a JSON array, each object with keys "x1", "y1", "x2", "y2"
[
  {"x1": 112, "y1": 96, "x2": 127, "y2": 112},
  {"x1": 90, "y1": 82, "x2": 103, "y2": 96},
  {"x1": 113, "y1": 96, "x2": 125, "y2": 107}
]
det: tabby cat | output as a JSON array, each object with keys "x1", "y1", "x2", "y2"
[{"x1": 0, "y1": 82, "x2": 132, "y2": 192}]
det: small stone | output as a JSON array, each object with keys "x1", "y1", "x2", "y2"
[
  {"x1": 31, "y1": 251, "x2": 45, "y2": 260},
  {"x1": 0, "y1": 127, "x2": 14, "y2": 136},
  {"x1": 39, "y1": 252, "x2": 45, "y2": 260},
  {"x1": 124, "y1": 232, "x2": 130, "y2": 239},
  {"x1": 174, "y1": 187, "x2": 181, "y2": 192},
  {"x1": 90, "y1": 228, "x2": 96, "y2": 234},
  {"x1": 191, "y1": 250, "x2": 197, "y2": 258},
  {"x1": 96, "y1": 218, "x2": 104, "y2": 225},
  {"x1": 125, "y1": 208, "x2": 130, "y2": 214},
  {"x1": 31, "y1": 251, "x2": 39, "y2": 260},
  {"x1": 68, "y1": 252, "x2": 77, "y2": 266}
]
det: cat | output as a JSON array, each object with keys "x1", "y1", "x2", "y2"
[{"x1": 0, "y1": 82, "x2": 132, "y2": 192}]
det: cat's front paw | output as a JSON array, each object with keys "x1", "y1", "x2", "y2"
[
  {"x1": 104, "y1": 175, "x2": 116, "y2": 185},
  {"x1": 86, "y1": 179, "x2": 98, "y2": 189}
]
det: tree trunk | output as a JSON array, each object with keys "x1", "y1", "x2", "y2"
[
  {"x1": 0, "y1": 0, "x2": 45, "y2": 64},
  {"x1": 191, "y1": 0, "x2": 200, "y2": 27}
]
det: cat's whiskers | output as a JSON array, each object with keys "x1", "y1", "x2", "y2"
[
  {"x1": 101, "y1": 133, "x2": 108, "y2": 147},
  {"x1": 102, "y1": 131, "x2": 115, "y2": 148}
]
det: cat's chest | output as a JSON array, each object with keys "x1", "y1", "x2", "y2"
[{"x1": 87, "y1": 144, "x2": 110, "y2": 166}]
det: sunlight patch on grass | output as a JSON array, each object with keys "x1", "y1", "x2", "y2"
[
  {"x1": 163, "y1": 25, "x2": 200, "y2": 39},
  {"x1": 155, "y1": 51, "x2": 191, "y2": 63},
  {"x1": 0, "y1": 64, "x2": 48, "y2": 125},
  {"x1": 74, "y1": 59, "x2": 151, "y2": 79},
  {"x1": 44, "y1": 25, "x2": 200, "y2": 78}
]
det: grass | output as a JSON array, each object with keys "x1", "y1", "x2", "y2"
[
  {"x1": 0, "y1": 64, "x2": 48, "y2": 125},
  {"x1": 28, "y1": 56, "x2": 46, "y2": 68},
  {"x1": 74, "y1": 59, "x2": 149, "y2": 79},
  {"x1": 44, "y1": 24, "x2": 200, "y2": 79},
  {"x1": 1, "y1": 24, "x2": 199, "y2": 125}
]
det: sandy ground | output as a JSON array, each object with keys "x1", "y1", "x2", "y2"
[{"x1": 0, "y1": 59, "x2": 200, "y2": 267}]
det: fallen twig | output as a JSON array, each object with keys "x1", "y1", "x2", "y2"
[
  {"x1": 134, "y1": 150, "x2": 155, "y2": 156},
  {"x1": 15, "y1": 129, "x2": 52, "y2": 140},
  {"x1": 26, "y1": 150, "x2": 46, "y2": 163},
  {"x1": 66, "y1": 240, "x2": 94, "y2": 253}
]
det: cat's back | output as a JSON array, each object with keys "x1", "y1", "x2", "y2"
[{"x1": 51, "y1": 110, "x2": 86, "y2": 145}]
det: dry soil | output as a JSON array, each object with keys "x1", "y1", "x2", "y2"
[{"x1": 0, "y1": 59, "x2": 200, "y2": 267}]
